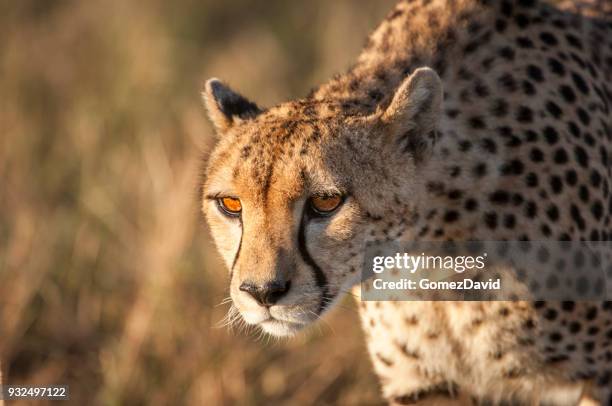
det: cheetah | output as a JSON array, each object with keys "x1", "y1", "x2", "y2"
[{"x1": 200, "y1": 0, "x2": 612, "y2": 404}]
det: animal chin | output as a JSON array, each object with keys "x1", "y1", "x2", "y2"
[{"x1": 259, "y1": 318, "x2": 306, "y2": 337}]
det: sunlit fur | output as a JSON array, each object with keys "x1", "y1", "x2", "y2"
[{"x1": 201, "y1": 0, "x2": 612, "y2": 403}]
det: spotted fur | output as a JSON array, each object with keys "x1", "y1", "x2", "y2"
[{"x1": 201, "y1": 0, "x2": 612, "y2": 404}]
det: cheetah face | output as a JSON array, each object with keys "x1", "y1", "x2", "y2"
[{"x1": 201, "y1": 68, "x2": 442, "y2": 336}]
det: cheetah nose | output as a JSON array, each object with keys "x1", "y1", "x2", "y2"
[{"x1": 239, "y1": 280, "x2": 291, "y2": 307}]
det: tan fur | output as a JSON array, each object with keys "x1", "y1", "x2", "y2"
[{"x1": 202, "y1": 0, "x2": 612, "y2": 403}]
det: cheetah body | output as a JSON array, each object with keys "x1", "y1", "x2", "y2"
[{"x1": 201, "y1": 0, "x2": 612, "y2": 404}]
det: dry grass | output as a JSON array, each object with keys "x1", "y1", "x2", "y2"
[{"x1": 0, "y1": 1, "x2": 396, "y2": 405}]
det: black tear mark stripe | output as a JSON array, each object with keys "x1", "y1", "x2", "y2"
[
  {"x1": 230, "y1": 217, "x2": 243, "y2": 278},
  {"x1": 298, "y1": 210, "x2": 332, "y2": 314}
]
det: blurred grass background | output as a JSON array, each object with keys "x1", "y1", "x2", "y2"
[{"x1": 0, "y1": 0, "x2": 396, "y2": 404}]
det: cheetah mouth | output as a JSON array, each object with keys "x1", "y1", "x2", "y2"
[
  {"x1": 254, "y1": 291, "x2": 341, "y2": 336},
  {"x1": 235, "y1": 290, "x2": 339, "y2": 337}
]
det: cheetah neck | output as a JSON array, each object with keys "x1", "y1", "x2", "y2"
[{"x1": 309, "y1": 0, "x2": 490, "y2": 116}]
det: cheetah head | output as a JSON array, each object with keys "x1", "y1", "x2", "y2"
[{"x1": 201, "y1": 68, "x2": 442, "y2": 336}]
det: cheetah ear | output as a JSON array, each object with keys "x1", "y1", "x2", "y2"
[
  {"x1": 202, "y1": 78, "x2": 262, "y2": 132},
  {"x1": 381, "y1": 67, "x2": 443, "y2": 157}
]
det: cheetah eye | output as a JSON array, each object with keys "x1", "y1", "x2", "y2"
[
  {"x1": 309, "y1": 194, "x2": 343, "y2": 216},
  {"x1": 217, "y1": 197, "x2": 242, "y2": 217}
]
